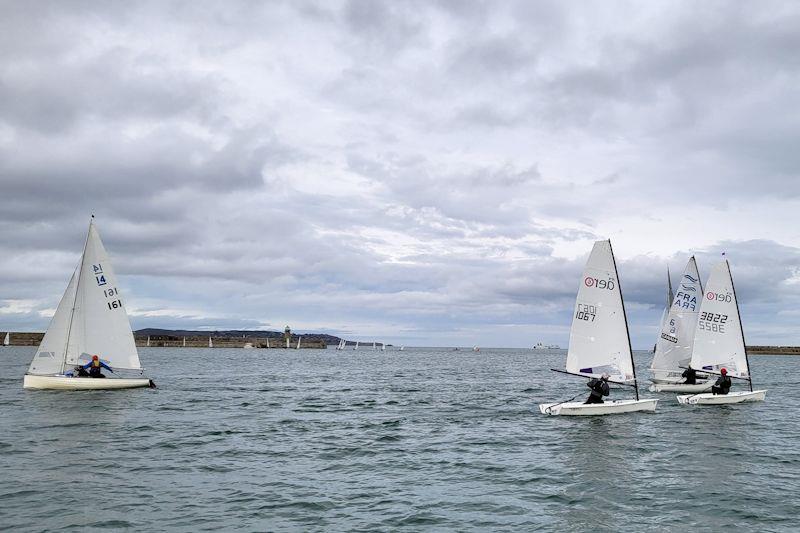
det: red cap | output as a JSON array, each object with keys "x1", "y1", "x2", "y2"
[
  {"x1": 92, "y1": 355, "x2": 99, "y2": 360},
  {"x1": 720, "y1": 368, "x2": 727, "y2": 375}
]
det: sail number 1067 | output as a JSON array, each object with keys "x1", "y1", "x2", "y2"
[{"x1": 576, "y1": 304, "x2": 597, "y2": 322}]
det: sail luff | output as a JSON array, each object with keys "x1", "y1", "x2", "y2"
[
  {"x1": 609, "y1": 240, "x2": 638, "y2": 400},
  {"x1": 728, "y1": 260, "x2": 754, "y2": 392}
]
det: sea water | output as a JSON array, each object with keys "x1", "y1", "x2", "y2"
[{"x1": 1, "y1": 347, "x2": 798, "y2": 531}]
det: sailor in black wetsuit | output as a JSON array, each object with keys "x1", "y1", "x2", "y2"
[
  {"x1": 682, "y1": 365, "x2": 697, "y2": 385},
  {"x1": 585, "y1": 373, "x2": 610, "y2": 404},
  {"x1": 711, "y1": 368, "x2": 731, "y2": 395}
]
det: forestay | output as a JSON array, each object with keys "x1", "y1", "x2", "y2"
[
  {"x1": 650, "y1": 257, "x2": 703, "y2": 382},
  {"x1": 689, "y1": 260, "x2": 749, "y2": 379},
  {"x1": 565, "y1": 240, "x2": 634, "y2": 383},
  {"x1": 27, "y1": 220, "x2": 142, "y2": 375}
]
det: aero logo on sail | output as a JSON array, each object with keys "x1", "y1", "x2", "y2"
[
  {"x1": 706, "y1": 291, "x2": 732, "y2": 302},
  {"x1": 584, "y1": 277, "x2": 615, "y2": 290}
]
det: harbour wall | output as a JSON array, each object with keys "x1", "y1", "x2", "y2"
[{"x1": 0, "y1": 332, "x2": 326, "y2": 349}]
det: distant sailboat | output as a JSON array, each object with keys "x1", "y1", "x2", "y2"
[
  {"x1": 3, "y1": 332, "x2": 9, "y2": 346},
  {"x1": 266, "y1": 337, "x2": 270, "y2": 349},
  {"x1": 354, "y1": 341, "x2": 359, "y2": 350},
  {"x1": 473, "y1": 346, "x2": 480, "y2": 352},
  {"x1": 539, "y1": 240, "x2": 658, "y2": 415},
  {"x1": 677, "y1": 260, "x2": 767, "y2": 405},
  {"x1": 182, "y1": 336, "x2": 186, "y2": 348},
  {"x1": 23, "y1": 217, "x2": 153, "y2": 390},
  {"x1": 208, "y1": 336, "x2": 213, "y2": 348},
  {"x1": 146, "y1": 335, "x2": 151, "y2": 348},
  {"x1": 296, "y1": 337, "x2": 301, "y2": 349},
  {"x1": 399, "y1": 345, "x2": 404, "y2": 351},
  {"x1": 381, "y1": 343, "x2": 385, "y2": 352}
]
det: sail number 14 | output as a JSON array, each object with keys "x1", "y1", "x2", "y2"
[{"x1": 93, "y1": 263, "x2": 124, "y2": 312}]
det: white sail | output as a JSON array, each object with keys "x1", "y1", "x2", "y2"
[
  {"x1": 565, "y1": 240, "x2": 634, "y2": 382},
  {"x1": 28, "y1": 268, "x2": 79, "y2": 374},
  {"x1": 266, "y1": 337, "x2": 270, "y2": 348},
  {"x1": 296, "y1": 336, "x2": 301, "y2": 349},
  {"x1": 3, "y1": 332, "x2": 9, "y2": 346},
  {"x1": 656, "y1": 268, "x2": 675, "y2": 338},
  {"x1": 209, "y1": 336, "x2": 213, "y2": 348},
  {"x1": 651, "y1": 257, "x2": 703, "y2": 381},
  {"x1": 354, "y1": 341, "x2": 359, "y2": 350},
  {"x1": 63, "y1": 221, "x2": 141, "y2": 370},
  {"x1": 689, "y1": 260, "x2": 749, "y2": 379},
  {"x1": 146, "y1": 335, "x2": 150, "y2": 347},
  {"x1": 183, "y1": 336, "x2": 186, "y2": 347},
  {"x1": 29, "y1": 220, "x2": 141, "y2": 374}
]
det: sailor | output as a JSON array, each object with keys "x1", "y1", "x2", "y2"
[
  {"x1": 682, "y1": 365, "x2": 697, "y2": 385},
  {"x1": 74, "y1": 365, "x2": 90, "y2": 377},
  {"x1": 711, "y1": 368, "x2": 731, "y2": 395},
  {"x1": 82, "y1": 355, "x2": 112, "y2": 378},
  {"x1": 585, "y1": 373, "x2": 610, "y2": 404}
]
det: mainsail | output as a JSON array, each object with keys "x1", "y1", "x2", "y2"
[
  {"x1": 650, "y1": 257, "x2": 703, "y2": 381},
  {"x1": 565, "y1": 240, "x2": 635, "y2": 383},
  {"x1": 689, "y1": 260, "x2": 750, "y2": 379},
  {"x1": 27, "y1": 219, "x2": 142, "y2": 375}
]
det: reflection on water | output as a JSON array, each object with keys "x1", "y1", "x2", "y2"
[{"x1": 0, "y1": 346, "x2": 798, "y2": 531}]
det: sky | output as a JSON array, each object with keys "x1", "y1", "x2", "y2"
[{"x1": 1, "y1": 1, "x2": 799, "y2": 348}]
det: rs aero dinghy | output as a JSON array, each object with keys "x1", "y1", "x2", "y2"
[
  {"x1": 649, "y1": 257, "x2": 714, "y2": 393},
  {"x1": 23, "y1": 217, "x2": 154, "y2": 390},
  {"x1": 677, "y1": 259, "x2": 766, "y2": 405},
  {"x1": 539, "y1": 240, "x2": 658, "y2": 416}
]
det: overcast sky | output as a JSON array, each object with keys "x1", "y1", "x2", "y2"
[{"x1": 2, "y1": 1, "x2": 799, "y2": 348}]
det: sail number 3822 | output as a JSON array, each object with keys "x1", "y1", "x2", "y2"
[
  {"x1": 576, "y1": 304, "x2": 597, "y2": 322},
  {"x1": 698, "y1": 312, "x2": 727, "y2": 333}
]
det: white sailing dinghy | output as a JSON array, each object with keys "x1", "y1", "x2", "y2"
[
  {"x1": 3, "y1": 332, "x2": 9, "y2": 346},
  {"x1": 677, "y1": 260, "x2": 766, "y2": 405},
  {"x1": 23, "y1": 217, "x2": 154, "y2": 390},
  {"x1": 649, "y1": 257, "x2": 713, "y2": 393},
  {"x1": 539, "y1": 240, "x2": 658, "y2": 415}
]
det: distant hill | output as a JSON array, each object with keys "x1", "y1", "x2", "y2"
[{"x1": 134, "y1": 328, "x2": 342, "y2": 345}]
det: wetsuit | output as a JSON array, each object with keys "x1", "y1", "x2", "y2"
[
  {"x1": 82, "y1": 359, "x2": 112, "y2": 378},
  {"x1": 711, "y1": 374, "x2": 731, "y2": 395},
  {"x1": 682, "y1": 367, "x2": 697, "y2": 385},
  {"x1": 585, "y1": 378, "x2": 610, "y2": 404}
]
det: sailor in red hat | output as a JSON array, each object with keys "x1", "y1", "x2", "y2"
[{"x1": 711, "y1": 367, "x2": 731, "y2": 395}]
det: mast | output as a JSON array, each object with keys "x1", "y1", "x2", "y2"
[
  {"x1": 667, "y1": 266, "x2": 674, "y2": 306},
  {"x1": 728, "y1": 259, "x2": 754, "y2": 392},
  {"x1": 61, "y1": 216, "x2": 93, "y2": 374},
  {"x1": 609, "y1": 239, "x2": 639, "y2": 400}
]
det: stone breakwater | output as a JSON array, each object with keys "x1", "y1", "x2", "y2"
[{"x1": 0, "y1": 332, "x2": 327, "y2": 349}]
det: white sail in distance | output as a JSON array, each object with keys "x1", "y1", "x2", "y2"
[
  {"x1": 651, "y1": 257, "x2": 703, "y2": 381},
  {"x1": 690, "y1": 260, "x2": 749, "y2": 379},
  {"x1": 3, "y1": 332, "x2": 9, "y2": 346},
  {"x1": 565, "y1": 240, "x2": 634, "y2": 383}
]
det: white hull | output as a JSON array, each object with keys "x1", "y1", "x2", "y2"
[
  {"x1": 677, "y1": 390, "x2": 767, "y2": 405},
  {"x1": 23, "y1": 374, "x2": 153, "y2": 390},
  {"x1": 649, "y1": 381, "x2": 713, "y2": 393},
  {"x1": 539, "y1": 398, "x2": 658, "y2": 416}
]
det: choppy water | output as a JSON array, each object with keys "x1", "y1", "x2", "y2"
[{"x1": 1, "y1": 346, "x2": 798, "y2": 532}]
